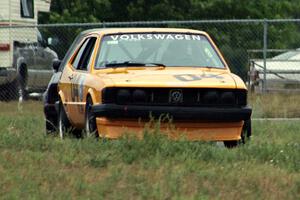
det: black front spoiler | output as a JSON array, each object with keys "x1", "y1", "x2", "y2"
[{"x1": 91, "y1": 104, "x2": 252, "y2": 121}]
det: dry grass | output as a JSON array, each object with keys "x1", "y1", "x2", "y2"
[{"x1": 250, "y1": 93, "x2": 300, "y2": 118}]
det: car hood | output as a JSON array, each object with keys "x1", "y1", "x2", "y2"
[{"x1": 95, "y1": 68, "x2": 245, "y2": 89}]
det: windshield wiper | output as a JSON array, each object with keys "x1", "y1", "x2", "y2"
[{"x1": 105, "y1": 61, "x2": 166, "y2": 68}]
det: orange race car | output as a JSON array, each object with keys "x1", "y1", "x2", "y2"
[{"x1": 43, "y1": 28, "x2": 252, "y2": 147}]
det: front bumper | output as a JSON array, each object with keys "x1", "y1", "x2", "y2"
[
  {"x1": 92, "y1": 104, "x2": 251, "y2": 141},
  {"x1": 91, "y1": 104, "x2": 252, "y2": 121},
  {"x1": 96, "y1": 118, "x2": 244, "y2": 141}
]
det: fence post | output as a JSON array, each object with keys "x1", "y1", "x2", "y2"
[{"x1": 263, "y1": 19, "x2": 268, "y2": 93}]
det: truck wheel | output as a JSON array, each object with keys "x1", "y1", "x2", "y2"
[
  {"x1": 17, "y1": 65, "x2": 28, "y2": 102},
  {"x1": 84, "y1": 97, "x2": 98, "y2": 138},
  {"x1": 224, "y1": 119, "x2": 251, "y2": 148}
]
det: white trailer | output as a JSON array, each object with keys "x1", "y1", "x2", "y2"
[{"x1": 0, "y1": 0, "x2": 57, "y2": 100}]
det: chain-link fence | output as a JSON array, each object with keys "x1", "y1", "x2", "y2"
[{"x1": 1, "y1": 19, "x2": 300, "y2": 101}]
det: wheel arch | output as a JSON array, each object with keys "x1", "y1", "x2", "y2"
[
  {"x1": 58, "y1": 90, "x2": 66, "y2": 104},
  {"x1": 86, "y1": 88, "x2": 97, "y2": 104},
  {"x1": 15, "y1": 56, "x2": 26, "y2": 70},
  {"x1": 16, "y1": 57, "x2": 28, "y2": 77}
]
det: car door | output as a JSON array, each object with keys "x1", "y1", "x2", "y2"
[
  {"x1": 61, "y1": 36, "x2": 98, "y2": 127},
  {"x1": 28, "y1": 31, "x2": 58, "y2": 91}
]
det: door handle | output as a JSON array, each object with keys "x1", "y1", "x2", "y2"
[{"x1": 68, "y1": 74, "x2": 74, "y2": 80}]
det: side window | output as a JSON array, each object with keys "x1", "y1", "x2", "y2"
[
  {"x1": 72, "y1": 37, "x2": 97, "y2": 71},
  {"x1": 72, "y1": 39, "x2": 90, "y2": 69},
  {"x1": 21, "y1": 0, "x2": 34, "y2": 18}
]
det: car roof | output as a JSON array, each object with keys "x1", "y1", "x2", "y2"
[{"x1": 80, "y1": 28, "x2": 208, "y2": 36}]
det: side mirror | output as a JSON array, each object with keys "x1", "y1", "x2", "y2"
[{"x1": 52, "y1": 59, "x2": 61, "y2": 72}]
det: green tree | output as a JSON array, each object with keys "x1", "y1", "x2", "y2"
[
  {"x1": 41, "y1": 0, "x2": 300, "y2": 23},
  {"x1": 38, "y1": 0, "x2": 300, "y2": 77}
]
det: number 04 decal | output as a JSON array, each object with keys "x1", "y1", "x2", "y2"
[{"x1": 174, "y1": 74, "x2": 224, "y2": 82}]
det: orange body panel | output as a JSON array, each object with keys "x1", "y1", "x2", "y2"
[{"x1": 96, "y1": 118, "x2": 244, "y2": 141}]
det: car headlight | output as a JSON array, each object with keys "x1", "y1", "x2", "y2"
[
  {"x1": 236, "y1": 90, "x2": 247, "y2": 106},
  {"x1": 220, "y1": 92, "x2": 235, "y2": 105},
  {"x1": 102, "y1": 87, "x2": 116, "y2": 103},
  {"x1": 202, "y1": 91, "x2": 218, "y2": 104},
  {"x1": 132, "y1": 89, "x2": 147, "y2": 103},
  {"x1": 116, "y1": 89, "x2": 131, "y2": 104}
]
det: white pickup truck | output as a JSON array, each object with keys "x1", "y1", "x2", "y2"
[{"x1": 0, "y1": 0, "x2": 57, "y2": 100}]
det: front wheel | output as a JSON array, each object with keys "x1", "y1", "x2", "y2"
[
  {"x1": 58, "y1": 101, "x2": 71, "y2": 139},
  {"x1": 224, "y1": 119, "x2": 251, "y2": 148},
  {"x1": 84, "y1": 97, "x2": 98, "y2": 138},
  {"x1": 45, "y1": 115, "x2": 57, "y2": 135}
]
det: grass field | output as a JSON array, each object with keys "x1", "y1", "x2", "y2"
[{"x1": 0, "y1": 97, "x2": 300, "y2": 199}]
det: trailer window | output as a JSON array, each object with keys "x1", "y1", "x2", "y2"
[{"x1": 21, "y1": 0, "x2": 34, "y2": 18}]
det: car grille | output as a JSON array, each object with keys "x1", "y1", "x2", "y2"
[{"x1": 102, "y1": 87, "x2": 247, "y2": 107}]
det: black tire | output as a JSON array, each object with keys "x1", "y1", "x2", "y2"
[
  {"x1": 45, "y1": 116, "x2": 57, "y2": 135},
  {"x1": 57, "y1": 101, "x2": 82, "y2": 139},
  {"x1": 244, "y1": 119, "x2": 252, "y2": 139},
  {"x1": 224, "y1": 119, "x2": 251, "y2": 148},
  {"x1": 58, "y1": 101, "x2": 71, "y2": 139},
  {"x1": 17, "y1": 65, "x2": 28, "y2": 102},
  {"x1": 84, "y1": 97, "x2": 98, "y2": 138},
  {"x1": 223, "y1": 140, "x2": 238, "y2": 148}
]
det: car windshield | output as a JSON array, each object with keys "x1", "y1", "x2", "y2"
[{"x1": 95, "y1": 33, "x2": 225, "y2": 69}]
